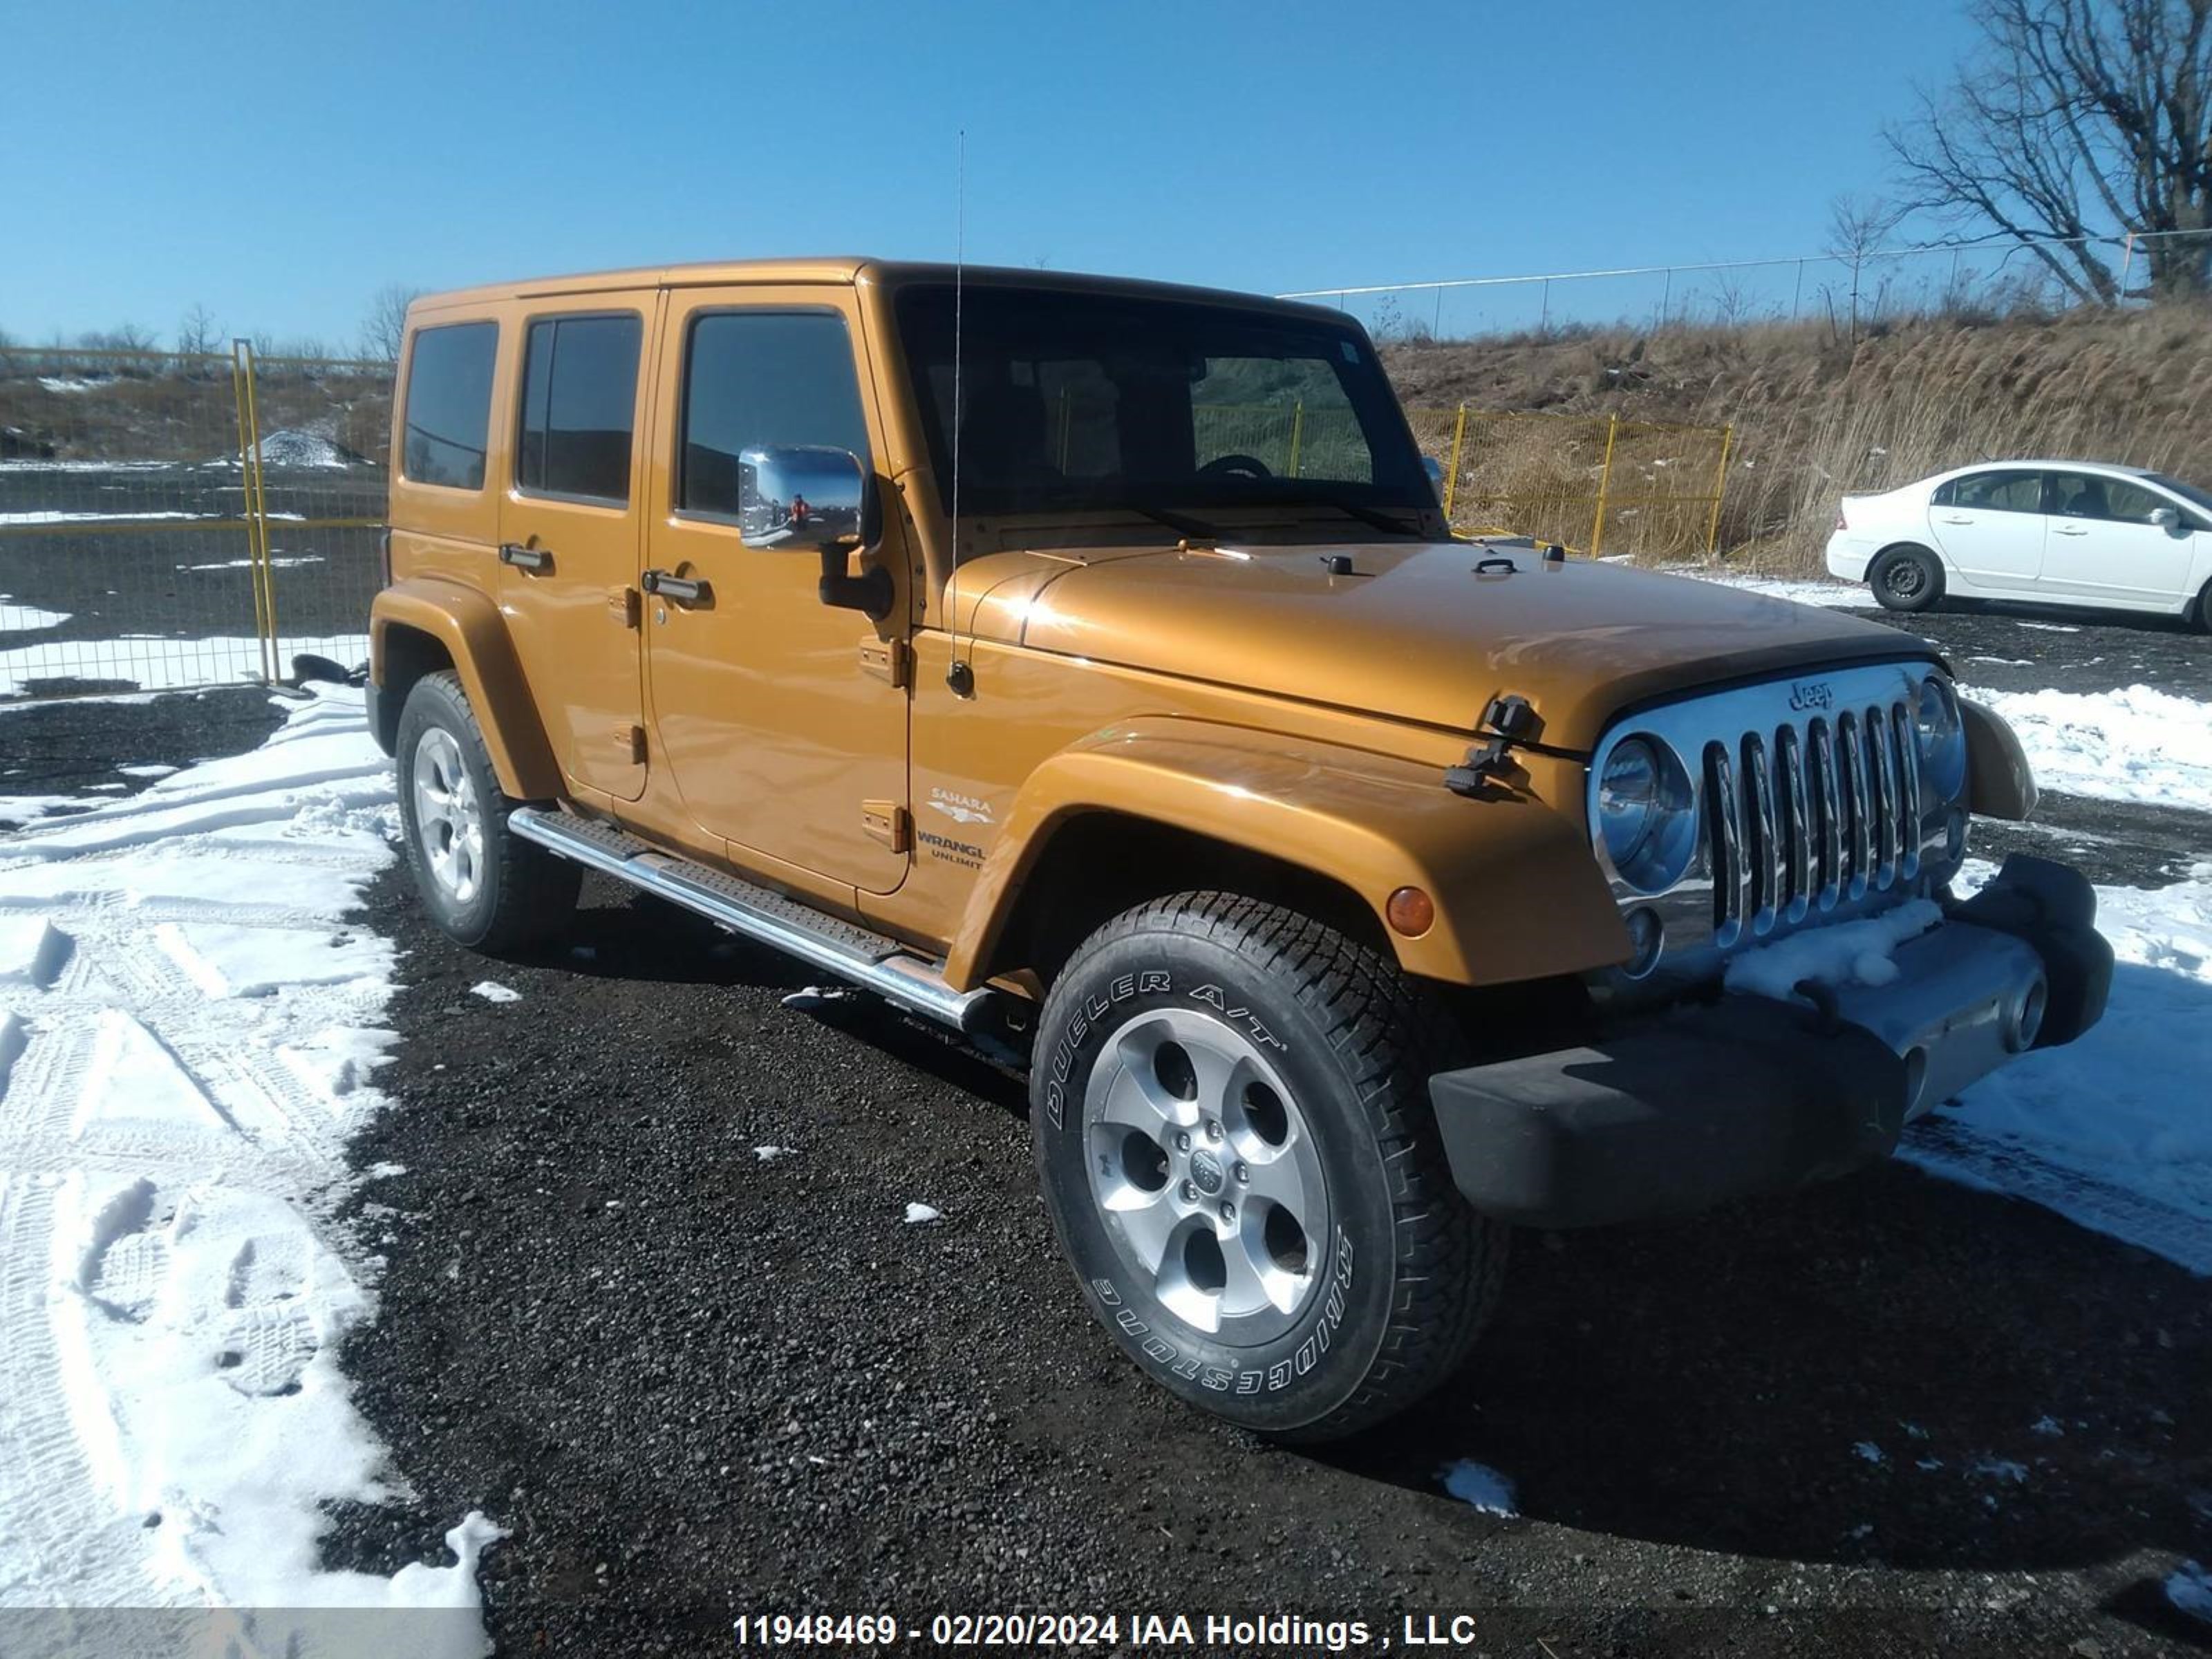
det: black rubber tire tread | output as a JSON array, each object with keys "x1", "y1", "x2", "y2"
[
  {"x1": 1869, "y1": 543, "x2": 1944, "y2": 613},
  {"x1": 1043, "y1": 890, "x2": 1506, "y2": 1442},
  {"x1": 2194, "y1": 579, "x2": 2212, "y2": 635},
  {"x1": 396, "y1": 671, "x2": 580, "y2": 954}
]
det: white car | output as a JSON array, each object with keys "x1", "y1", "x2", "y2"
[{"x1": 1825, "y1": 459, "x2": 2212, "y2": 628}]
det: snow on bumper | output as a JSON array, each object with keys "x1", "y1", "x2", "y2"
[{"x1": 1428, "y1": 855, "x2": 2112, "y2": 1228}]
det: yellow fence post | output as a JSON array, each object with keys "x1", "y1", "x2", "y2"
[
  {"x1": 1589, "y1": 413, "x2": 1621, "y2": 559},
  {"x1": 230, "y1": 339, "x2": 279, "y2": 684},
  {"x1": 1442, "y1": 403, "x2": 1468, "y2": 521},
  {"x1": 1705, "y1": 422, "x2": 1735, "y2": 556},
  {"x1": 1287, "y1": 400, "x2": 1305, "y2": 479}
]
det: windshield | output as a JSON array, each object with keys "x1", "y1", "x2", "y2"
[
  {"x1": 2146, "y1": 473, "x2": 2212, "y2": 518},
  {"x1": 894, "y1": 284, "x2": 1431, "y2": 526}
]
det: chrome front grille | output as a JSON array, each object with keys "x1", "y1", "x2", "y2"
[
  {"x1": 1587, "y1": 661, "x2": 1965, "y2": 984},
  {"x1": 1701, "y1": 700, "x2": 1920, "y2": 947}
]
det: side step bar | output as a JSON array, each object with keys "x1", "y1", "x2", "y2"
[{"x1": 508, "y1": 807, "x2": 996, "y2": 1036}]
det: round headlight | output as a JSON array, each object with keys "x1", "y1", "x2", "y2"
[
  {"x1": 1597, "y1": 735, "x2": 1696, "y2": 892},
  {"x1": 1913, "y1": 676, "x2": 1967, "y2": 800}
]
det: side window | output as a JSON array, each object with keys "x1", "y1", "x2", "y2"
[
  {"x1": 2103, "y1": 478, "x2": 2166, "y2": 523},
  {"x1": 517, "y1": 313, "x2": 642, "y2": 504},
  {"x1": 1952, "y1": 470, "x2": 2043, "y2": 514},
  {"x1": 400, "y1": 322, "x2": 496, "y2": 489},
  {"x1": 678, "y1": 312, "x2": 868, "y2": 518}
]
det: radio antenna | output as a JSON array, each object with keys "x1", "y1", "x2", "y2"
[{"x1": 945, "y1": 129, "x2": 974, "y2": 697}]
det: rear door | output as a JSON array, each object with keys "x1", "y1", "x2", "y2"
[
  {"x1": 1925, "y1": 468, "x2": 2046, "y2": 590},
  {"x1": 640, "y1": 288, "x2": 911, "y2": 894},
  {"x1": 2039, "y1": 470, "x2": 2200, "y2": 605},
  {"x1": 496, "y1": 297, "x2": 657, "y2": 802}
]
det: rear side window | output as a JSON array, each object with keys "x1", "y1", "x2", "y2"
[
  {"x1": 401, "y1": 322, "x2": 497, "y2": 489},
  {"x1": 678, "y1": 312, "x2": 868, "y2": 518},
  {"x1": 1940, "y1": 471, "x2": 2043, "y2": 513},
  {"x1": 518, "y1": 314, "x2": 643, "y2": 504}
]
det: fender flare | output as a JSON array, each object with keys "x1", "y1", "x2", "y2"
[
  {"x1": 944, "y1": 718, "x2": 1628, "y2": 991},
  {"x1": 1961, "y1": 697, "x2": 2036, "y2": 821},
  {"x1": 371, "y1": 578, "x2": 561, "y2": 801}
]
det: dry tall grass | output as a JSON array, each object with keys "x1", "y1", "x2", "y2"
[{"x1": 1382, "y1": 302, "x2": 2212, "y2": 571}]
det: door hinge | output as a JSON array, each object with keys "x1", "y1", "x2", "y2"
[
  {"x1": 608, "y1": 585, "x2": 641, "y2": 628},
  {"x1": 858, "y1": 636, "x2": 911, "y2": 688},
  {"x1": 861, "y1": 800, "x2": 911, "y2": 852},
  {"x1": 619, "y1": 724, "x2": 646, "y2": 765}
]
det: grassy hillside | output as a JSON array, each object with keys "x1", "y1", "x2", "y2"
[{"x1": 1380, "y1": 302, "x2": 2212, "y2": 571}]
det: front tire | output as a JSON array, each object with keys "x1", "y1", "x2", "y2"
[
  {"x1": 1870, "y1": 544, "x2": 1944, "y2": 612},
  {"x1": 395, "y1": 672, "x2": 579, "y2": 952},
  {"x1": 1031, "y1": 892, "x2": 1505, "y2": 1441}
]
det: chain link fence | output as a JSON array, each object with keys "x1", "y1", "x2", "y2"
[
  {"x1": 0, "y1": 346, "x2": 390, "y2": 700},
  {"x1": 1404, "y1": 406, "x2": 1731, "y2": 559}
]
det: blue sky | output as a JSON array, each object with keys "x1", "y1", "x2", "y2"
[{"x1": 1, "y1": 0, "x2": 1980, "y2": 348}]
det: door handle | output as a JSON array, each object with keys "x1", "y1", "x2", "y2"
[
  {"x1": 1938, "y1": 514, "x2": 1974, "y2": 524},
  {"x1": 2054, "y1": 525, "x2": 2089, "y2": 536},
  {"x1": 641, "y1": 569, "x2": 710, "y2": 606},
  {"x1": 499, "y1": 542, "x2": 551, "y2": 572}
]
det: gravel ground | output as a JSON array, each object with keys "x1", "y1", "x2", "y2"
[
  {"x1": 0, "y1": 685, "x2": 285, "y2": 825},
  {"x1": 7, "y1": 590, "x2": 2207, "y2": 1656}
]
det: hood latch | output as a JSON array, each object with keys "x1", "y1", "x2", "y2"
[{"x1": 1445, "y1": 694, "x2": 1540, "y2": 797}]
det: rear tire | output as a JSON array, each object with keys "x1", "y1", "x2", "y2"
[
  {"x1": 395, "y1": 672, "x2": 579, "y2": 953},
  {"x1": 1871, "y1": 545, "x2": 1944, "y2": 612},
  {"x1": 1030, "y1": 892, "x2": 1506, "y2": 1442},
  {"x1": 2193, "y1": 579, "x2": 2212, "y2": 634}
]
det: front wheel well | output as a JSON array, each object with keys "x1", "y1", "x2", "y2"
[
  {"x1": 986, "y1": 812, "x2": 1392, "y2": 988},
  {"x1": 375, "y1": 624, "x2": 456, "y2": 754}
]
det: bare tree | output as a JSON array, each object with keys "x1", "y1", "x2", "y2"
[
  {"x1": 176, "y1": 303, "x2": 223, "y2": 357},
  {"x1": 1888, "y1": 0, "x2": 2212, "y2": 302},
  {"x1": 1826, "y1": 193, "x2": 1901, "y2": 342},
  {"x1": 358, "y1": 283, "x2": 424, "y2": 362}
]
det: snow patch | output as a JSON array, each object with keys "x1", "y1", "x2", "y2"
[
  {"x1": 1671, "y1": 570, "x2": 1873, "y2": 608},
  {"x1": 0, "y1": 916, "x2": 72, "y2": 987},
  {"x1": 2170, "y1": 1561, "x2": 2212, "y2": 1623},
  {"x1": 0, "y1": 686, "x2": 498, "y2": 1640},
  {"x1": 0, "y1": 632, "x2": 369, "y2": 699},
  {"x1": 1904, "y1": 863, "x2": 2212, "y2": 1273},
  {"x1": 469, "y1": 981, "x2": 521, "y2": 1004},
  {"x1": 1965, "y1": 684, "x2": 2212, "y2": 814},
  {"x1": 904, "y1": 1202, "x2": 941, "y2": 1225},
  {"x1": 1, "y1": 600, "x2": 70, "y2": 631},
  {"x1": 753, "y1": 1145, "x2": 795, "y2": 1162},
  {"x1": 1853, "y1": 1441, "x2": 1886, "y2": 1465},
  {"x1": 1437, "y1": 1460, "x2": 1519, "y2": 1517},
  {"x1": 1725, "y1": 900, "x2": 1943, "y2": 1001}
]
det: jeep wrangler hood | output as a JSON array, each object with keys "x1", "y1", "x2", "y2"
[{"x1": 977, "y1": 539, "x2": 1931, "y2": 753}]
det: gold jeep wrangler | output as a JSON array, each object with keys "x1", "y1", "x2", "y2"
[{"x1": 370, "y1": 259, "x2": 2111, "y2": 1440}]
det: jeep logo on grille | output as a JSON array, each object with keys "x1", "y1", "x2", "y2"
[{"x1": 1788, "y1": 679, "x2": 1835, "y2": 711}]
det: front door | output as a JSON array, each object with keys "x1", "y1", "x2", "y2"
[
  {"x1": 496, "y1": 298, "x2": 657, "y2": 802},
  {"x1": 2039, "y1": 470, "x2": 2200, "y2": 605},
  {"x1": 642, "y1": 289, "x2": 910, "y2": 894},
  {"x1": 1925, "y1": 467, "x2": 2045, "y2": 591}
]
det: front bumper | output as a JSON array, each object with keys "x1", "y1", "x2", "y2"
[{"x1": 1429, "y1": 854, "x2": 2113, "y2": 1228}]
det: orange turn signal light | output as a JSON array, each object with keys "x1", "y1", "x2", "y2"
[{"x1": 1386, "y1": 885, "x2": 1435, "y2": 938}]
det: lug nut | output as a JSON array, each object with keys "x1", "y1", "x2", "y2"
[
  {"x1": 1204, "y1": 1120, "x2": 1224, "y2": 1143},
  {"x1": 1180, "y1": 1181, "x2": 1198, "y2": 1203},
  {"x1": 1174, "y1": 1132, "x2": 1192, "y2": 1152},
  {"x1": 1232, "y1": 1162, "x2": 1249, "y2": 1184},
  {"x1": 1217, "y1": 1201, "x2": 1236, "y2": 1224}
]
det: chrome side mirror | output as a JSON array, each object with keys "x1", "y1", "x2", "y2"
[
  {"x1": 738, "y1": 445, "x2": 891, "y2": 619},
  {"x1": 1422, "y1": 454, "x2": 1445, "y2": 503},
  {"x1": 2150, "y1": 505, "x2": 2182, "y2": 532}
]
